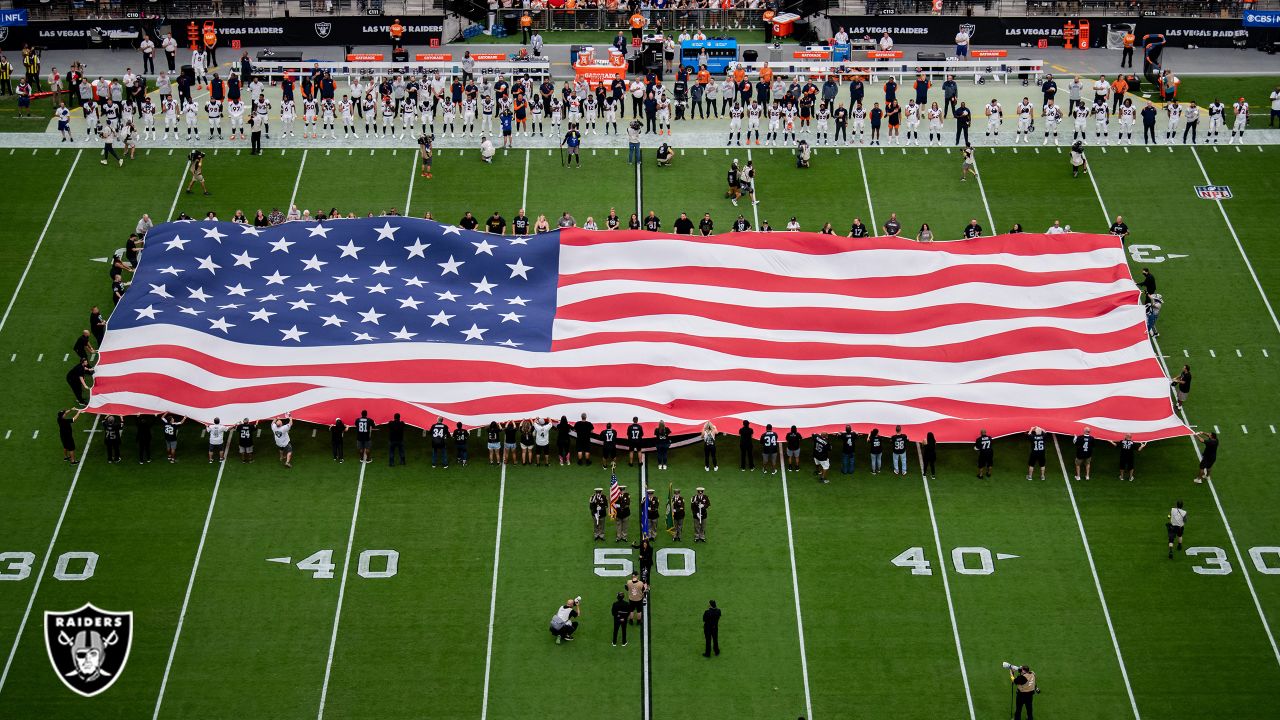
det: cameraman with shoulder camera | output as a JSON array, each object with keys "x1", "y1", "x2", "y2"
[
  {"x1": 185, "y1": 149, "x2": 209, "y2": 195},
  {"x1": 627, "y1": 119, "x2": 642, "y2": 165},
  {"x1": 418, "y1": 132, "x2": 433, "y2": 179},
  {"x1": 1009, "y1": 663, "x2": 1038, "y2": 719}
]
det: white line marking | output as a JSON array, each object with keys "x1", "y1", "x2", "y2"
[
  {"x1": 1052, "y1": 437, "x2": 1141, "y2": 719},
  {"x1": 746, "y1": 149, "x2": 760, "y2": 229},
  {"x1": 35, "y1": 353, "x2": 42, "y2": 362},
  {"x1": 1241, "y1": 425, "x2": 1248, "y2": 434},
  {"x1": 521, "y1": 149, "x2": 530, "y2": 212},
  {"x1": 62, "y1": 353, "x2": 69, "y2": 362},
  {"x1": 165, "y1": 160, "x2": 190, "y2": 221},
  {"x1": 0, "y1": 150, "x2": 82, "y2": 336},
  {"x1": 640, "y1": 459, "x2": 651, "y2": 720},
  {"x1": 857, "y1": 148, "x2": 878, "y2": 231},
  {"x1": 1271, "y1": 425, "x2": 1276, "y2": 434},
  {"x1": 478, "y1": 461, "x2": 508, "y2": 720},
  {"x1": 1210, "y1": 349, "x2": 1217, "y2": 358},
  {"x1": 267, "y1": 556, "x2": 292, "y2": 564},
  {"x1": 317, "y1": 460, "x2": 367, "y2": 720},
  {"x1": 31, "y1": 430, "x2": 38, "y2": 440},
  {"x1": 967, "y1": 152, "x2": 998, "y2": 232},
  {"x1": 2, "y1": 431, "x2": 8, "y2": 440},
  {"x1": 1214, "y1": 425, "x2": 1221, "y2": 433},
  {"x1": 8, "y1": 354, "x2": 13, "y2": 362},
  {"x1": 916, "y1": 444, "x2": 976, "y2": 720},
  {"x1": 1191, "y1": 146, "x2": 1280, "y2": 335},
  {"x1": 289, "y1": 149, "x2": 309, "y2": 211},
  {"x1": 404, "y1": 147, "x2": 418, "y2": 216},
  {"x1": 0, "y1": 416, "x2": 99, "y2": 696},
  {"x1": 778, "y1": 458, "x2": 814, "y2": 720},
  {"x1": 311, "y1": 428, "x2": 317, "y2": 438},
  {"x1": 1237, "y1": 349, "x2": 1243, "y2": 357},
  {"x1": 1183, "y1": 349, "x2": 1189, "y2": 357},
  {"x1": 152, "y1": 456, "x2": 228, "y2": 720},
  {"x1": 1264, "y1": 349, "x2": 1270, "y2": 358}
]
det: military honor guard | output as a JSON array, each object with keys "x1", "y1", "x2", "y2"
[
  {"x1": 614, "y1": 485, "x2": 631, "y2": 542},
  {"x1": 590, "y1": 487, "x2": 607, "y2": 540},
  {"x1": 692, "y1": 487, "x2": 711, "y2": 542},
  {"x1": 670, "y1": 489, "x2": 686, "y2": 541},
  {"x1": 645, "y1": 488, "x2": 660, "y2": 540}
]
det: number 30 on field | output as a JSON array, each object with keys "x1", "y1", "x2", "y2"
[
  {"x1": 1186, "y1": 546, "x2": 1280, "y2": 576},
  {"x1": 0, "y1": 551, "x2": 99, "y2": 582}
]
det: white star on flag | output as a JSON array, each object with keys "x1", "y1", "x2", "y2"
[
  {"x1": 438, "y1": 255, "x2": 464, "y2": 275},
  {"x1": 149, "y1": 284, "x2": 173, "y2": 299},
  {"x1": 403, "y1": 276, "x2": 428, "y2": 288},
  {"x1": 472, "y1": 239, "x2": 496, "y2": 255},
  {"x1": 308, "y1": 224, "x2": 332, "y2": 238},
  {"x1": 500, "y1": 312, "x2": 523, "y2": 323},
  {"x1": 442, "y1": 225, "x2": 462, "y2": 235},
  {"x1": 435, "y1": 290, "x2": 460, "y2": 302},
  {"x1": 352, "y1": 332, "x2": 376, "y2": 342},
  {"x1": 370, "y1": 261, "x2": 396, "y2": 275},
  {"x1": 163, "y1": 236, "x2": 190, "y2": 251},
  {"x1": 268, "y1": 237, "x2": 295, "y2": 253},
  {"x1": 359, "y1": 307, "x2": 386, "y2": 324},
  {"x1": 280, "y1": 325, "x2": 308, "y2": 342},
  {"x1": 249, "y1": 308, "x2": 276, "y2": 322},
  {"x1": 208, "y1": 316, "x2": 235, "y2": 333},
  {"x1": 337, "y1": 240, "x2": 364, "y2": 258},
  {"x1": 471, "y1": 276, "x2": 497, "y2": 294},
  {"x1": 398, "y1": 296, "x2": 423, "y2": 310},
  {"x1": 428, "y1": 310, "x2": 454, "y2": 326},
  {"x1": 328, "y1": 292, "x2": 353, "y2": 305},
  {"x1": 506, "y1": 258, "x2": 533, "y2": 279},
  {"x1": 374, "y1": 222, "x2": 399, "y2": 241},
  {"x1": 461, "y1": 323, "x2": 488, "y2": 341},
  {"x1": 321, "y1": 314, "x2": 347, "y2": 327},
  {"x1": 187, "y1": 286, "x2": 212, "y2": 302},
  {"x1": 301, "y1": 255, "x2": 328, "y2": 271},
  {"x1": 135, "y1": 305, "x2": 161, "y2": 320},
  {"x1": 226, "y1": 283, "x2": 251, "y2": 297},
  {"x1": 262, "y1": 270, "x2": 290, "y2": 285},
  {"x1": 390, "y1": 326, "x2": 418, "y2": 340},
  {"x1": 202, "y1": 227, "x2": 228, "y2": 243},
  {"x1": 158, "y1": 266, "x2": 184, "y2": 276},
  {"x1": 289, "y1": 299, "x2": 315, "y2": 311},
  {"x1": 196, "y1": 255, "x2": 221, "y2": 274},
  {"x1": 231, "y1": 250, "x2": 258, "y2": 268},
  {"x1": 405, "y1": 239, "x2": 430, "y2": 258}
]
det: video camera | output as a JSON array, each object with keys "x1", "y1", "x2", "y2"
[
  {"x1": 187, "y1": 149, "x2": 205, "y2": 163},
  {"x1": 418, "y1": 133, "x2": 435, "y2": 148},
  {"x1": 630, "y1": 119, "x2": 643, "y2": 131}
]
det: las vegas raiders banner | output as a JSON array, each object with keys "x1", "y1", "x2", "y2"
[{"x1": 44, "y1": 603, "x2": 134, "y2": 697}]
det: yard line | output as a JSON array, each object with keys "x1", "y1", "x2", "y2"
[
  {"x1": 521, "y1": 149, "x2": 530, "y2": 211},
  {"x1": 0, "y1": 416, "x2": 100, "y2": 697},
  {"x1": 1189, "y1": 147, "x2": 1280, "y2": 335},
  {"x1": 317, "y1": 460, "x2": 367, "y2": 720},
  {"x1": 640, "y1": 459, "x2": 652, "y2": 720},
  {"x1": 152, "y1": 455, "x2": 229, "y2": 720},
  {"x1": 165, "y1": 159, "x2": 192, "y2": 221},
  {"x1": 967, "y1": 152, "x2": 998, "y2": 232},
  {"x1": 776, "y1": 462, "x2": 814, "y2": 720},
  {"x1": 746, "y1": 149, "x2": 760, "y2": 229},
  {"x1": 1051, "y1": 437, "x2": 1142, "y2": 719},
  {"x1": 914, "y1": 444, "x2": 976, "y2": 720},
  {"x1": 478, "y1": 461, "x2": 508, "y2": 720},
  {"x1": 0, "y1": 150, "x2": 82, "y2": 337},
  {"x1": 634, "y1": 156, "x2": 643, "y2": 220},
  {"x1": 289, "y1": 149, "x2": 309, "y2": 212},
  {"x1": 856, "y1": 148, "x2": 878, "y2": 231},
  {"x1": 403, "y1": 148, "x2": 418, "y2": 216}
]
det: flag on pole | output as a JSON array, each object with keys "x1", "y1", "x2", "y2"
[
  {"x1": 608, "y1": 469, "x2": 620, "y2": 520},
  {"x1": 663, "y1": 480, "x2": 675, "y2": 536},
  {"x1": 89, "y1": 219, "x2": 1189, "y2": 442},
  {"x1": 640, "y1": 493, "x2": 650, "y2": 539}
]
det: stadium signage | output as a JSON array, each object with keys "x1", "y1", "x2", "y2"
[
  {"x1": 1194, "y1": 185, "x2": 1232, "y2": 200},
  {"x1": 1243, "y1": 9, "x2": 1280, "y2": 27},
  {"x1": 828, "y1": 15, "x2": 1262, "y2": 48},
  {"x1": 0, "y1": 9, "x2": 28, "y2": 26}
]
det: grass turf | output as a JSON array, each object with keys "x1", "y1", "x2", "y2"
[{"x1": 0, "y1": 141, "x2": 1278, "y2": 719}]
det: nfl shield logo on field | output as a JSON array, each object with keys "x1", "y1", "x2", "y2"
[
  {"x1": 1194, "y1": 184, "x2": 1232, "y2": 200},
  {"x1": 44, "y1": 603, "x2": 133, "y2": 697},
  {"x1": 315, "y1": 22, "x2": 332, "y2": 39},
  {"x1": 959, "y1": 23, "x2": 976, "y2": 39}
]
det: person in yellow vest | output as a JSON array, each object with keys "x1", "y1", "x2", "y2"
[
  {"x1": 1121, "y1": 31, "x2": 1136, "y2": 69},
  {"x1": 519, "y1": 12, "x2": 533, "y2": 44},
  {"x1": 389, "y1": 18, "x2": 405, "y2": 46},
  {"x1": 1011, "y1": 664, "x2": 1038, "y2": 719},
  {"x1": 0, "y1": 55, "x2": 12, "y2": 96},
  {"x1": 22, "y1": 47, "x2": 40, "y2": 90},
  {"x1": 203, "y1": 26, "x2": 218, "y2": 66}
]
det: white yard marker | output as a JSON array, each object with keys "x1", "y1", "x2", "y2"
[
  {"x1": 857, "y1": 148, "x2": 878, "y2": 230},
  {"x1": 404, "y1": 147, "x2": 419, "y2": 216},
  {"x1": 1191, "y1": 147, "x2": 1280, "y2": 336},
  {"x1": 1264, "y1": 349, "x2": 1270, "y2": 358},
  {"x1": 1214, "y1": 425, "x2": 1221, "y2": 433},
  {"x1": 288, "y1": 149, "x2": 309, "y2": 211},
  {"x1": 478, "y1": 462, "x2": 509, "y2": 720},
  {"x1": 31, "y1": 431, "x2": 38, "y2": 440},
  {"x1": 778, "y1": 459, "x2": 814, "y2": 720},
  {"x1": 153, "y1": 455, "x2": 229, "y2": 719},
  {"x1": 326, "y1": 148, "x2": 331, "y2": 156},
  {"x1": 3, "y1": 431, "x2": 8, "y2": 440},
  {"x1": 0, "y1": 150, "x2": 82, "y2": 337},
  {"x1": 1270, "y1": 425, "x2": 1276, "y2": 434},
  {"x1": 36, "y1": 353, "x2": 42, "y2": 362},
  {"x1": 1237, "y1": 349, "x2": 1243, "y2": 357},
  {"x1": 348, "y1": 149, "x2": 352, "y2": 156},
  {"x1": 967, "y1": 152, "x2": 998, "y2": 233},
  {"x1": 165, "y1": 160, "x2": 191, "y2": 221},
  {"x1": 317, "y1": 460, "x2": 367, "y2": 720},
  {"x1": 1242, "y1": 425, "x2": 1249, "y2": 434},
  {"x1": 521, "y1": 149, "x2": 530, "y2": 211},
  {"x1": 62, "y1": 353, "x2": 69, "y2": 362},
  {"x1": 0, "y1": 416, "x2": 100, "y2": 696},
  {"x1": 1183, "y1": 349, "x2": 1189, "y2": 358},
  {"x1": 1052, "y1": 437, "x2": 1142, "y2": 719},
  {"x1": 1210, "y1": 349, "x2": 1217, "y2": 358},
  {"x1": 640, "y1": 460, "x2": 651, "y2": 720},
  {"x1": 916, "y1": 444, "x2": 976, "y2": 720}
]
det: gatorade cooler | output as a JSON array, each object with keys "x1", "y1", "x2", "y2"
[
  {"x1": 1078, "y1": 20, "x2": 1091, "y2": 51},
  {"x1": 772, "y1": 12, "x2": 800, "y2": 38}
]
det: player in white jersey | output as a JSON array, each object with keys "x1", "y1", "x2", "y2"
[
  {"x1": 463, "y1": 97, "x2": 478, "y2": 136},
  {"x1": 767, "y1": 102, "x2": 783, "y2": 145},
  {"x1": 583, "y1": 93, "x2": 598, "y2": 134},
  {"x1": 1117, "y1": 98, "x2": 1137, "y2": 144},
  {"x1": 903, "y1": 100, "x2": 919, "y2": 146},
  {"x1": 1092, "y1": 100, "x2": 1109, "y2": 145},
  {"x1": 183, "y1": 99, "x2": 200, "y2": 139},
  {"x1": 727, "y1": 101, "x2": 744, "y2": 146},
  {"x1": 419, "y1": 95, "x2": 434, "y2": 135},
  {"x1": 281, "y1": 99, "x2": 297, "y2": 137},
  {"x1": 55, "y1": 104, "x2": 73, "y2": 142},
  {"x1": 205, "y1": 99, "x2": 223, "y2": 138},
  {"x1": 546, "y1": 96, "x2": 560, "y2": 136},
  {"x1": 399, "y1": 97, "x2": 416, "y2": 139},
  {"x1": 320, "y1": 98, "x2": 337, "y2": 139},
  {"x1": 338, "y1": 96, "x2": 354, "y2": 137},
  {"x1": 1183, "y1": 102, "x2": 1200, "y2": 144},
  {"x1": 602, "y1": 96, "x2": 616, "y2": 135},
  {"x1": 748, "y1": 101, "x2": 764, "y2": 145},
  {"x1": 656, "y1": 95, "x2": 671, "y2": 135},
  {"x1": 140, "y1": 98, "x2": 156, "y2": 140},
  {"x1": 254, "y1": 96, "x2": 271, "y2": 138},
  {"x1": 984, "y1": 99, "x2": 1003, "y2": 140},
  {"x1": 161, "y1": 98, "x2": 177, "y2": 139},
  {"x1": 1165, "y1": 100, "x2": 1183, "y2": 145},
  {"x1": 272, "y1": 415, "x2": 293, "y2": 468},
  {"x1": 566, "y1": 96, "x2": 581, "y2": 126},
  {"x1": 435, "y1": 97, "x2": 452, "y2": 136},
  {"x1": 782, "y1": 104, "x2": 797, "y2": 144},
  {"x1": 1072, "y1": 102, "x2": 1090, "y2": 141},
  {"x1": 1042, "y1": 99, "x2": 1062, "y2": 145},
  {"x1": 228, "y1": 99, "x2": 246, "y2": 140},
  {"x1": 1231, "y1": 98, "x2": 1249, "y2": 144},
  {"x1": 1014, "y1": 97, "x2": 1034, "y2": 144},
  {"x1": 302, "y1": 97, "x2": 318, "y2": 138},
  {"x1": 927, "y1": 102, "x2": 943, "y2": 145},
  {"x1": 851, "y1": 102, "x2": 867, "y2": 145},
  {"x1": 361, "y1": 93, "x2": 378, "y2": 135},
  {"x1": 1206, "y1": 99, "x2": 1225, "y2": 143}
]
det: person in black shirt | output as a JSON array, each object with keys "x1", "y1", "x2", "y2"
[
  {"x1": 66, "y1": 358, "x2": 92, "y2": 405},
  {"x1": 1073, "y1": 427, "x2": 1094, "y2": 481},
  {"x1": 731, "y1": 215, "x2": 751, "y2": 232},
  {"x1": 454, "y1": 422, "x2": 470, "y2": 466},
  {"x1": 1027, "y1": 426, "x2": 1047, "y2": 480},
  {"x1": 654, "y1": 420, "x2": 671, "y2": 470},
  {"x1": 627, "y1": 213, "x2": 641, "y2": 230},
  {"x1": 556, "y1": 415, "x2": 572, "y2": 465},
  {"x1": 235, "y1": 418, "x2": 255, "y2": 463},
  {"x1": 890, "y1": 426, "x2": 909, "y2": 475},
  {"x1": 355, "y1": 410, "x2": 375, "y2": 463},
  {"x1": 883, "y1": 213, "x2": 901, "y2": 237},
  {"x1": 102, "y1": 414, "x2": 123, "y2": 463},
  {"x1": 870, "y1": 102, "x2": 882, "y2": 145},
  {"x1": 643, "y1": 211, "x2": 661, "y2": 232},
  {"x1": 1111, "y1": 433, "x2": 1145, "y2": 481},
  {"x1": 726, "y1": 161, "x2": 742, "y2": 206},
  {"x1": 430, "y1": 416, "x2": 449, "y2": 467},
  {"x1": 702, "y1": 600, "x2": 721, "y2": 657},
  {"x1": 458, "y1": 211, "x2": 479, "y2": 231},
  {"x1": 485, "y1": 420, "x2": 502, "y2": 465},
  {"x1": 512, "y1": 209, "x2": 531, "y2": 235},
  {"x1": 760, "y1": 423, "x2": 779, "y2": 474},
  {"x1": 698, "y1": 213, "x2": 714, "y2": 236},
  {"x1": 1108, "y1": 215, "x2": 1129, "y2": 243},
  {"x1": 485, "y1": 211, "x2": 506, "y2": 234},
  {"x1": 953, "y1": 101, "x2": 972, "y2": 145},
  {"x1": 834, "y1": 103, "x2": 848, "y2": 144},
  {"x1": 849, "y1": 218, "x2": 868, "y2": 238},
  {"x1": 738, "y1": 420, "x2": 754, "y2": 471},
  {"x1": 387, "y1": 412, "x2": 407, "y2": 466},
  {"x1": 812, "y1": 432, "x2": 831, "y2": 483},
  {"x1": 673, "y1": 212, "x2": 694, "y2": 235},
  {"x1": 612, "y1": 591, "x2": 631, "y2": 647},
  {"x1": 601, "y1": 422, "x2": 618, "y2": 467},
  {"x1": 839, "y1": 425, "x2": 856, "y2": 474},
  {"x1": 605, "y1": 209, "x2": 621, "y2": 230},
  {"x1": 867, "y1": 428, "x2": 884, "y2": 474},
  {"x1": 1194, "y1": 431, "x2": 1217, "y2": 483},
  {"x1": 111, "y1": 274, "x2": 126, "y2": 305},
  {"x1": 785, "y1": 425, "x2": 803, "y2": 471},
  {"x1": 974, "y1": 429, "x2": 993, "y2": 478},
  {"x1": 133, "y1": 412, "x2": 153, "y2": 464},
  {"x1": 626, "y1": 418, "x2": 643, "y2": 466},
  {"x1": 1137, "y1": 268, "x2": 1156, "y2": 302},
  {"x1": 58, "y1": 408, "x2": 82, "y2": 464},
  {"x1": 502, "y1": 420, "x2": 518, "y2": 464},
  {"x1": 73, "y1": 329, "x2": 96, "y2": 362},
  {"x1": 962, "y1": 219, "x2": 982, "y2": 239},
  {"x1": 574, "y1": 413, "x2": 595, "y2": 465},
  {"x1": 921, "y1": 432, "x2": 937, "y2": 480},
  {"x1": 89, "y1": 306, "x2": 106, "y2": 345},
  {"x1": 330, "y1": 418, "x2": 346, "y2": 462}
]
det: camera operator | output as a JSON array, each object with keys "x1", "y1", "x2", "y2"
[
  {"x1": 655, "y1": 141, "x2": 673, "y2": 167},
  {"x1": 418, "y1": 132, "x2": 434, "y2": 179},
  {"x1": 549, "y1": 596, "x2": 582, "y2": 644},
  {"x1": 185, "y1": 149, "x2": 209, "y2": 195},
  {"x1": 1011, "y1": 664, "x2": 1037, "y2": 719},
  {"x1": 627, "y1": 119, "x2": 642, "y2": 165}
]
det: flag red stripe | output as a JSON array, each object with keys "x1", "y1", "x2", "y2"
[{"x1": 561, "y1": 229, "x2": 1123, "y2": 255}]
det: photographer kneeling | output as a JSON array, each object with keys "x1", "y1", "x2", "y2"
[
  {"x1": 796, "y1": 139, "x2": 811, "y2": 169},
  {"x1": 656, "y1": 142, "x2": 673, "y2": 167},
  {"x1": 550, "y1": 596, "x2": 582, "y2": 644}
]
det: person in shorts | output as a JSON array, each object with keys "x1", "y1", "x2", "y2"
[
  {"x1": 355, "y1": 409, "x2": 374, "y2": 463},
  {"x1": 785, "y1": 424, "x2": 803, "y2": 471},
  {"x1": 236, "y1": 418, "x2": 255, "y2": 462},
  {"x1": 1167, "y1": 500, "x2": 1186, "y2": 559},
  {"x1": 1026, "y1": 426, "x2": 1047, "y2": 481},
  {"x1": 205, "y1": 417, "x2": 229, "y2": 463},
  {"x1": 502, "y1": 420, "x2": 519, "y2": 464},
  {"x1": 272, "y1": 414, "x2": 294, "y2": 468},
  {"x1": 486, "y1": 420, "x2": 502, "y2": 465},
  {"x1": 519, "y1": 419, "x2": 535, "y2": 466},
  {"x1": 1194, "y1": 431, "x2": 1217, "y2": 483}
]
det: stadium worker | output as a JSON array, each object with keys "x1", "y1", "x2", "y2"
[
  {"x1": 812, "y1": 432, "x2": 831, "y2": 483},
  {"x1": 1172, "y1": 364, "x2": 1191, "y2": 410},
  {"x1": 355, "y1": 410, "x2": 374, "y2": 463},
  {"x1": 549, "y1": 596, "x2": 582, "y2": 644},
  {"x1": 272, "y1": 414, "x2": 294, "y2": 469},
  {"x1": 1073, "y1": 427, "x2": 1094, "y2": 481},
  {"x1": 386, "y1": 412, "x2": 407, "y2": 466},
  {"x1": 702, "y1": 600, "x2": 721, "y2": 657},
  {"x1": 974, "y1": 429, "x2": 993, "y2": 478},
  {"x1": 692, "y1": 487, "x2": 711, "y2": 542},
  {"x1": 1113, "y1": 434, "x2": 1146, "y2": 481},
  {"x1": 611, "y1": 591, "x2": 630, "y2": 647},
  {"x1": 1027, "y1": 426, "x2": 1048, "y2": 481},
  {"x1": 890, "y1": 426, "x2": 910, "y2": 475},
  {"x1": 738, "y1": 420, "x2": 755, "y2": 471},
  {"x1": 614, "y1": 485, "x2": 631, "y2": 542},
  {"x1": 57, "y1": 408, "x2": 82, "y2": 465},
  {"x1": 1167, "y1": 500, "x2": 1187, "y2": 558},
  {"x1": 626, "y1": 572, "x2": 647, "y2": 624},
  {"x1": 590, "y1": 487, "x2": 608, "y2": 541},
  {"x1": 1010, "y1": 664, "x2": 1037, "y2": 719},
  {"x1": 1193, "y1": 431, "x2": 1218, "y2": 484},
  {"x1": 670, "y1": 489, "x2": 685, "y2": 541},
  {"x1": 330, "y1": 418, "x2": 346, "y2": 462},
  {"x1": 575, "y1": 413, "x2": 595, "y2": 465}
]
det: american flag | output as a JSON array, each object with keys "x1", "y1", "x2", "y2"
[
  {"x1": 608, "y1": 469, "x2": 620, "y2": 520},
  {"x1": 88, "y1": 219, "x2": 1189, "y2": 442}
]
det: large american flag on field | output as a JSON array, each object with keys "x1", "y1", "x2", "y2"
[{"x1": 88, "y1": 218, "x2": 1190, "y2": 442}]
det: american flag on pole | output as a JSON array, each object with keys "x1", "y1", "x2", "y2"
[
  {"x1": 608, "y1": 469, "x2": 620, "y2": 520},
  {"x1": 89, "y1": 218, "x2": 1188, "y2": 442}
]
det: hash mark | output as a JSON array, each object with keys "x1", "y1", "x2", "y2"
[
  {"x1": 326, "y1": 149, "x2": 331, "y2": 156},
  {"x1": 63, "y1": 353, "x2": 69, "y2": 362},
  {"x1": 31, "y1": 430, "x2": 38, "y2": 439},
  {"x1": 1183, "y1": 349, "x2": 1189, "y2": 357},
  {"x1": 1209, "y1": 349, "x2": 1216, "y2": 357},
  {"x1": 1214, "y1": 425, "x2": 1221, "y2": 433},
  {"x1": 1237, "y1": 349, "x2": 1243, "y2": 357},
  {"x1": 1264, "y1": 349, "x2": 1270, "y2": 358},
  {"x1": 1242, "y1": 425, "x2": 1249, "y2": 434},
  {"x1": 1271, "y1": 425, "x2": 1276, "y2": 434},
  {"x1": 36, "y1": 354, "x2": 42, "y2": 362},
  {"x1": 312, "y1": 428, "x2": 317, "y2": 438},
  {"x1": 9, "y1": 353, "x2": 14, "y2": 362},
  {"x1": 3, "y1": 430, "x2": 9, "y2": 439}
]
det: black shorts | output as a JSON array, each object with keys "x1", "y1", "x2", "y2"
[
  {"x1": 1119, "y1": 454, "x2": 1135, "y2": 471},
  {"x1": 1200, "y1": 456, "x2": 1216, "y2": 470},
  {"x1": 1075, "y1": 453, "x2": 1092, "y2": 462},
  {"x1": 603, "y1": 446, "x2": 617, "y2": 459},
  {"x1": 629, "y1": 599, "x2": 644, "y2": 613},
  {"x1": 1166, "y1": 523, "x2": 1184, "y2": 542},
  {"x1": 576, "y1": 438, "x2": 591, "y2": 452},
  {"x1": 60, "y1": 433, "x2": 75, "y2": 451},
  {"x1": 977, "y1": 450, "x2": 994, "y2": 466},
  {"x1": 1028, "y1": 450, "x2": 1045, "y2": 467}
]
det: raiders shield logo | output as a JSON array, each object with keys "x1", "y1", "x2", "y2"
[
  {"x1": 1194, "y1": 184, "x2": 1232, "y2": 200},
  {"x1": 0, "y1": 28, "x2": 10, "y2": 43},
  {"x1": 315, "y1": 22, "x2": 332, "y2": 39},
  {"x1": 44, "y1": 604, "x2": 133, "y2": 697},
  {"x1": 959, "y1": 23, "x2": 976, "y2": 39}
]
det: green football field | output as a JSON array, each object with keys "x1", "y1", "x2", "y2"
[{"x1": 1, "y1": 137, "x2": 1279, "y2": 720}]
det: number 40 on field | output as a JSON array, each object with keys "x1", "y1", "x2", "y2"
[{"x1": 891, "y1": 546, "x2": 1020, "y2": 576}]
